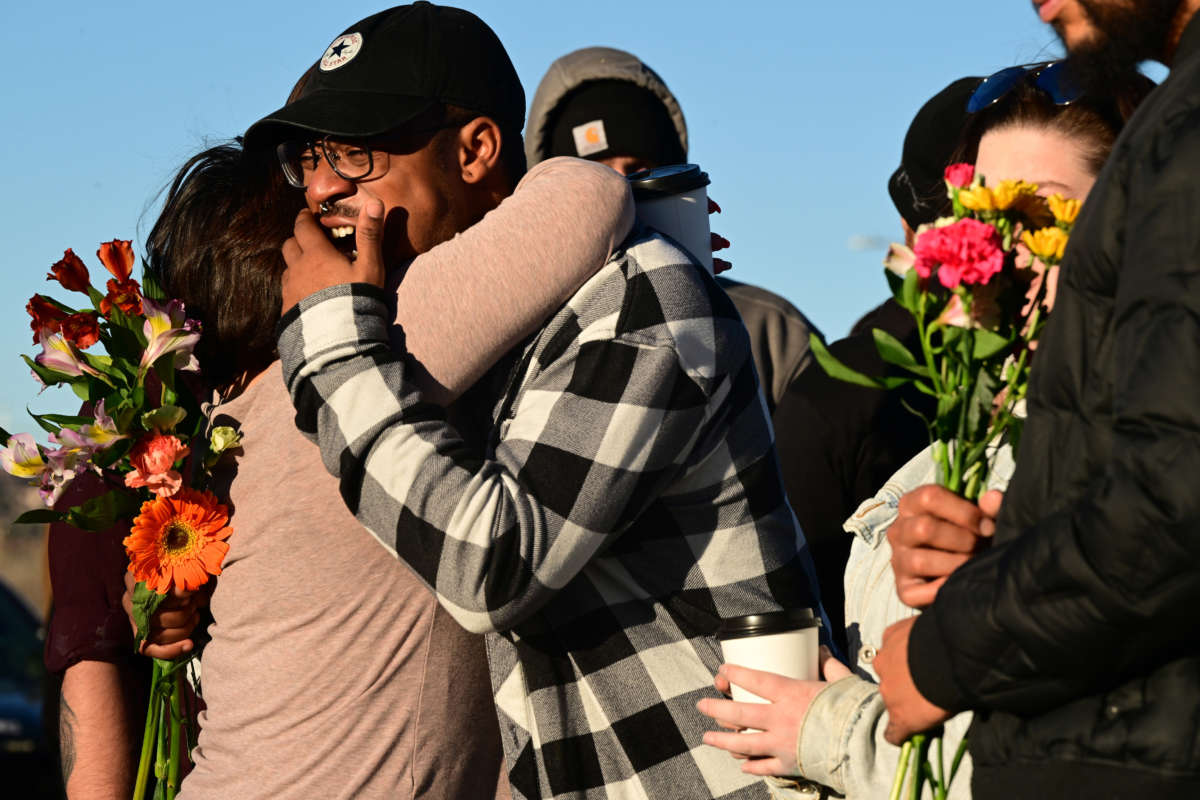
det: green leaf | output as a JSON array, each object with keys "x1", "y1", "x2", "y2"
[
  {"x1": 86, "y1": 285, "x2": 106, "y2": 311},
  {"x1": 80, "y1": 351, "x2": 114, "y2": 373},
  {"x1": 27, "y1": 409, "x2": 61, "y2": 436},
  {"x1": 32, "y1": 413, "x2": 92, "y2": 427},
  {"x1": 23, "y1": 354, "x2": 73, "y2": 388},
  {"x1": 901, "y1": 267, "x2": 921, "y2": 314},
  {"x1": 64, "y1": 490, "x2": 142, "y2": 532},
  {"x1": 132, "y1": 581, "x2": 168, "y2": 653},
  {"x1": 972, "y1": 329, "x2": 1012, "y2": 360},
  {"x1": 14, "y1": 509, "x2": 65, "y2": 525},
  {"x1": 872, "y1": 329, "x2": 930, "y2": 377},
  {"x1": 810, "y1": 333, "x2": 887, "y2": 389},
  {"x1": 885, "y1": 266, "x2": 906, "y2": 302},
  {"x1": 102, "y1": 319, "x2": 147, "y2": 363},
  {"x1": 93, "y1": 438, "x2": 133, "y2": 469},
  {"x1": 141, "y1": 268, "x2": 167, "y2": 302},
  {"x1": 965, "y1": 370, "x2": 1000, "y2": 442}
]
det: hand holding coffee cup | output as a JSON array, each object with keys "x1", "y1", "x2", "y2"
[{"x1": 716, "y1": 609, "x2": 822, "y2": 704}]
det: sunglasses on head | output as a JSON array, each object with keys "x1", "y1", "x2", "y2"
[{"x1": 966, "y1": 61, "x2": 1083, "y2": 114}]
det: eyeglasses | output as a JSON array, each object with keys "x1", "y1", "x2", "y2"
[
  {"x1": 277, "y1": 136, "x2": 376, "y2": 188},
  {"x1": 966, "y1": 61, "x2": 1082, "y2": 114},
  {"x1": 276, "y1": 123, "x2": 462, "y2": 189}
]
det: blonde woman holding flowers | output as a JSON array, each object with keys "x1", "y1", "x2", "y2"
[{"x1": 697, "y1": 66, "x2": 1153, "y2": 799}]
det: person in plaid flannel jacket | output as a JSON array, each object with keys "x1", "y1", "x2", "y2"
[{"x1": 248, "y1": 5, "x2": 827, "y2": 798}]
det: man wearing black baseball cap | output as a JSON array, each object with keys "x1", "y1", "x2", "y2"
[{"x1": 254, "y1": 5, "x2": 824, "y2": 799}]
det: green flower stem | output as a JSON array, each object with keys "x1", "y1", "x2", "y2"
[
  {"x1": 132, "y1": 659, "x2": 161, "y2": 800},
  {"x1": 948, "y1": 737, "x2": 969, "y2": 785},
  {"x1": 915, "y1": 292, "x2": 953, "y2": 484},
  {"x1": 166, "y1": 669, "x2": 184, "y2": 800},
  {"x1": 907, "y1": 734, "x2": 928, "y2": 800},
  {"x1": 935, "y1": 735, "x2": 945, "y2": 799},
  {"x1": 154, "y1": 674, "x2": 168, "y2": 781},
  {"x1": 889, "y1": 740, "x2": 914, "y2": 800}
]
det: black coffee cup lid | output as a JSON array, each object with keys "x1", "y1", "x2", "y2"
[
  {"x1": 716, "y1": 608, "x2": 821, "y2": 641},
  {"x1": 628, "y1": 163, "x2": 710, "y2": 199}
]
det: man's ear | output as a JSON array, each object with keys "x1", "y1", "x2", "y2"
[{"x1": 456, "y1": 116, "x2": 502, "y2": 185}]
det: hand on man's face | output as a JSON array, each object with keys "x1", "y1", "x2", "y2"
[{"x1": 280, "y1": 199, "x2": 386, "y2": 312}]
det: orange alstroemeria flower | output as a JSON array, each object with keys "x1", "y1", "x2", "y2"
[
  {"x1": 124, "y1": 488, "x2": 232, "y2": 594},
  {"x1": 47, "y1": 249, "x2": 91, "y2": 292},
  {"x1": 97, "y1": 239, "x2": 135, "y2": 282},
  {"x1": 26, "y1": 294, "x2": 69, "y2": 344},
  {"x1": 60, "y1": 312, "x2": 100, "y2": 350},
  {"x1": 100, "y1": 278, "x2": 143, "y2": 317}
]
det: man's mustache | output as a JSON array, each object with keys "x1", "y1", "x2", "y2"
[{"x1": 319, "y1": 201, "x2": 360, "y2": 220}]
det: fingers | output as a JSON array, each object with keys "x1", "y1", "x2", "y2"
[
  {"x1": 719, "y1": 663, "x2": 790, "y2": 702},
  {"x1": 898, "y1": 484, "x2": 986, "y2": 534},
  {"x1": 740, "y1": 757, "x2": 791, "y2": 776},
  {"x1": 711, "y1": 232, "x2": 731, "y2": 252},
  {"x1": 819, "y1": 646, "x2": 852, "y2": 681},
  {"x1": 353, "y1": 199, "x2": 386, "y2": 287},
  {"x1": 281, "y1": 236, "x2": 302, "y2": 268},
  {"x1": 702, "y1": 729, "x2": 770, "y2": 758},
  {"x1": 892, "y1": 543, "x2": 972, "y2": 581},
  {"x1": 292, "y1": 208, "x2": 333, "y2": 252},
  {"x1": 713, "y1": 257, "x2": 733, "y2": 274},
  {"x1": 696, "y1": 696, "x2": 768, "y2": 732},
  {"x1": 707, "y1": 197, "x2": 722, "y2": 214},
  {"x1": 889, "y1": 504, "x2": 984, "y2": 556},
  {"x1": 978, "y1": 489, "x2": 1004, "y2": 534},
  {"x1": 895, "y1": 575, "x2": 948, "y2": 608},
  {"x1": 142, "y1": 640, "x2": 194, "y2": 660},
  {"x1": 713, "y1": 672, "x2": 732, "y2": 696},
  {"x1": 883, "y1": 718, "x2": 909, "y2": 746}
]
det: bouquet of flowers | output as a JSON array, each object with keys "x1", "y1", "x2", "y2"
[
  {"x1": 810, "y1": 164, "x2": 1078, "y2": 799},
  {"x1": 1, "y1": 241, "x2": 240, "y2": 800}
]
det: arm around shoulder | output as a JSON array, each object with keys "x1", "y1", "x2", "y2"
[{"x1": 392, "y1": 156, "x2": 635, "y2": 403}]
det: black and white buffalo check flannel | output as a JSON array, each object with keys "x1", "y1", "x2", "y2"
[{"x1": 277, "y1": 232, "x2": 824, "y2": 799}]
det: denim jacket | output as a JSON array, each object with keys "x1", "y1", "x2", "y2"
[{"x1": 768, "y1": 444, "x2": 1013, "y2": 800}]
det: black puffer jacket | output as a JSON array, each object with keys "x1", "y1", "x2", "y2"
[{"x1": 908, "y1": 17, "x2": 1200, "y2": 800}]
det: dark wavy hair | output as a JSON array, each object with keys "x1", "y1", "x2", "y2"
[{"x1": 143, "y1": 143, "x2": 304, "y2": 388}]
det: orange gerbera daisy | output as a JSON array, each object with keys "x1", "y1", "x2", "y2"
[{"x1": 124, "y1": 488, "x2": 232, "y2": 594}]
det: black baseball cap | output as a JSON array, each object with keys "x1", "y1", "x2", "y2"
[
  {"x1": 243, "y1": 2, "x2": 525, "y2": 148},
  {"x1": 887, "y1": 76, "x2": 980, "y2": 230}
]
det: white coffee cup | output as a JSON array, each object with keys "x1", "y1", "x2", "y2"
[
  {"x1": 717, "y1": 609, "x2": 821, "y2": 704},
  {"x1": 629, "y1": 164, "x2": 713, "y2": 273}
]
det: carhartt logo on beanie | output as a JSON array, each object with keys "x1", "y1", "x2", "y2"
[{"x1": 549, "y1": 80, "x2": 685, "y2": 166}]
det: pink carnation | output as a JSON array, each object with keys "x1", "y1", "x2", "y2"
[
  {"x1": 125, "y1": 432, "x2": 190, "y2": 497},
  {"x1": 944, "y1": 163, "x2": 975, "y2": 188},
  {"x1": 913, "y1": 218, "x2": 1005, "y2": 289}
]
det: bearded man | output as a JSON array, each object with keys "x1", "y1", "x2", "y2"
[{"x1": 875, "y1": 1, "x2": 1200, "y2": 797}]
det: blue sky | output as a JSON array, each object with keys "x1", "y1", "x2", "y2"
[{"x1": 2, "y1": 0, "x2": 1067, "y2": 434}]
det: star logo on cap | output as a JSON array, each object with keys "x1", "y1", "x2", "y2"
[{"x1": 320, "y1": 32, "x2": 363, "y2": 72}]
